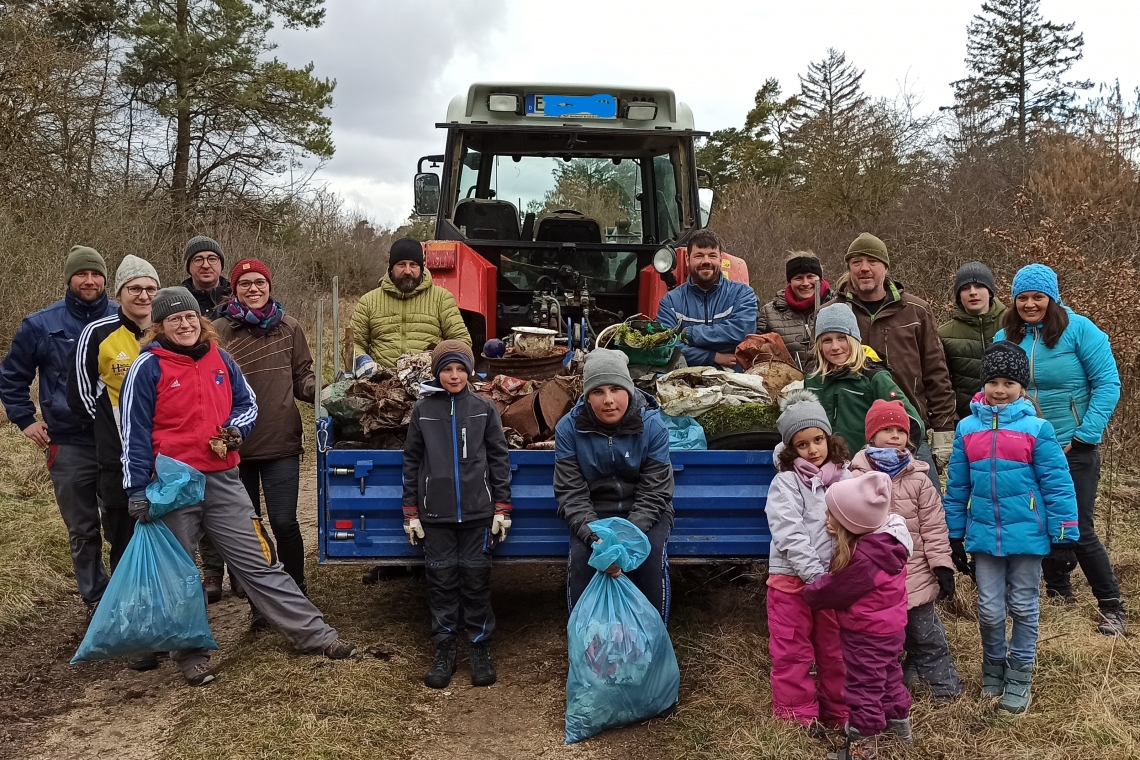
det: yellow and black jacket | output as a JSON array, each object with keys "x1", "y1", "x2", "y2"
[{"x1": 66, "y1": 308, "x2": 145, "y2": 468}]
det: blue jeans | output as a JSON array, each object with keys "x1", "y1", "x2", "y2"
[{"x1": 975, "y1": 553, "x2": 1042, "y2": 666}]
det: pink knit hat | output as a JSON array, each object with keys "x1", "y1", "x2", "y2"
[{"x1": 825, "y1": 471, "x2": 893, "y2": 535}]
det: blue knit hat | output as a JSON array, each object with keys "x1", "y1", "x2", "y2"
[
  {"x1": 1011, "y1": 264, "x2": 1061, "y2": 303},
  {"x1": 814, "y1": 302, "x2": 861, "y2": 342}
]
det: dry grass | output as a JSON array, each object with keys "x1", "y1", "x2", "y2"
[{"x1": 0, "y1": 420, "x2": 75, "y2": 632}]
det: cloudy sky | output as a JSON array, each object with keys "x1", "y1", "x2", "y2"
[{"x1": 271, "y1": 0, "x2": 1139, "y2": 228}]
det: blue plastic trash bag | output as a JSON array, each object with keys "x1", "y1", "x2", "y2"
[
  {"x1": 661, "y1": 414, "x2": 707, "y2": 450},
  {"x1": 72, "y1": 456, "x2": 213, "y2": 663},
  {"x1": 565, "y1": 518, "x2": 681, "y2": 744},
  {"x1": 145, "y1": 454, "x2": 205, "y2": 517}
]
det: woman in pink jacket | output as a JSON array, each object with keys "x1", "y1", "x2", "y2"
[{"x1": 850, "y1": 399, "x2": 963, "y2": 702}]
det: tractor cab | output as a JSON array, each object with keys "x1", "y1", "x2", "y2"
[{"x1": 412, "y1": 83, "x2": 732, "y2": 348}]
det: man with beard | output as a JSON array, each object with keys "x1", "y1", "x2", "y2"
[
  {"x1": 655, "y1": 229, "x2": 757, "y2": 368},
  {"x1": 182, "y1": 236, "x2": 231, "y2": 318},
  {"x1": 351, "y1": 238, "x2": 470, "y2": 369},
  {"x1": 836, "y1": 233, "x2": 956, "y2": 487}
]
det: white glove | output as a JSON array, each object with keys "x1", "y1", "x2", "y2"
[
  {"x1": 491, "y1": 513, "x2": 512, "y2": 543},
  {"x1": 404, "y1": 518, "x2": 424, "y2": 545},
  {"x1": 931, "y1": 430, "x2": 954, "y2": 474}
]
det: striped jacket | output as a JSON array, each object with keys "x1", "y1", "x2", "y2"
[
  {"x1": 943, "y1": 394, "x2": 1079, "y2": 557},
  {"x1": 119, "y1": 341, "x2": 257, "y2": 495},
  {"x1": 66, "y1": 308, "x2": 145, "y2": 468},
  {"x1": 656, "y1": 275, "x2": 758, "y2": 367}
]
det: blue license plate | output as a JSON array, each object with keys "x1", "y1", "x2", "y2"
[{"x1": 526, "y1": 93, "x2": 617, "y2": 119}]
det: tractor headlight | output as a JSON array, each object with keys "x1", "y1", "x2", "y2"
[{"x1": 653, "y1": 246, "x2": 676, "y2": 274}]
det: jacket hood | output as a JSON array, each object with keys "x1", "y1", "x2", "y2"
[
  {"x1": 858, "y1": 531, "x2": 911, "y2": 574},
  {"x1": 381, "y1": 268, "x2": 434, "y2": 300},
  {"x1": 969, "y1": 393, "x2": 1036, "y2": 423},
  {"x1": 951, "y1": 298, "x2": 1007, "y2": 326},
  {"x1": 569, "y1": 388, "x2": 658, "y2": 436}
]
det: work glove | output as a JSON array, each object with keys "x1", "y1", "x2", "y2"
[
  {"x1": 128, "y1": 495, "x2": 152, "y2": 524},
  {"x1": 491, "y1": 503, "x2": 512, "y2": 544},
  {"x1": 222, "y1": 426, "x2": 243, "y2": 451},
  {"x1": 1048, "y1": 544, "x2": 1079, "y2": 575},
  {"x1": 949, "y1": 539, "x2": 971, "y2": 576},
  {"x1": 403, "y1": 517, "x2": 424, "y2": 546},
  {"x1": 934, "y1": 566, "x2": 956, "y2": 600},
  {"x1": 930, "y1": 430, "x2": 954, "y2": 474}
]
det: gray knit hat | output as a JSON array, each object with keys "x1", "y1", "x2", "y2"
[
  {"x1": 814, "y1": 302, "x2": 861, "y2": 341},
  {"x1": 65, "y1": 245, "x2": 107, "y2": 282},
  {"x1": 150, "y1": 286, "x2": 201, "y2": 324},
  {"x1": 115, "y1": 255, "x2": 161, "y2": 295},
  {"x1": 954, "y1": 261, "x2": 995, "y2": 304},
  {"x1": 583, "y1": 348, "x2": 636, "y2": 400},
  {"x1": 777, "y1": 389, "x2": 832, "y2": 446},
  {"x1": 184, "y1": 236, "x2": 224, "y2": 270}
]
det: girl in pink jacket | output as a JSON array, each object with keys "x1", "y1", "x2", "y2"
[
  {"x1": 851, "y1": 399, "x2": 963, "y2": 702},
  {"x1": 805, "y1": 471, "x2": 913, "y2": 760}
]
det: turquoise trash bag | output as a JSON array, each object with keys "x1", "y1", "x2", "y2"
[
  {"x1": 660, "y1": 414, "x2": 707, "y2": 450},
  {"x1": 564, "y1": 517, "x2": 681, "y2": 744},
  {"x1": 72, "y1": 456, "x2": 215, "y2": 663}
]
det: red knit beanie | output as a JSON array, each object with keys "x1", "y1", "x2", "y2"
[
  {"x1": 231, "y1": 258, "x2": 272, "y2": 289},
  {"x1": 864, "y1": 399, "x2": 910, "y2": 444}
]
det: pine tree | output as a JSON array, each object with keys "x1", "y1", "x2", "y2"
[
  {"x1": 951, "y1": 0, "x2": 1091, "y2": 149},
  {"x1": 695, "y1": 79, "x2": 797, "y2": 189}
]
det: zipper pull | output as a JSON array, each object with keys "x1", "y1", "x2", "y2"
[{"x1": 462, "y1": 428, "x2": 467, "y2": 459}]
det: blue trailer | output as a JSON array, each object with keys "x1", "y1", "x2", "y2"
[{"x1": 316, "y1": 417, "x2": 776, "y2": 565}]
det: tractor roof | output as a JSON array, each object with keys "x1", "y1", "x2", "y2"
[{"x1": 441, "y1": 83, "x2": 697, "y2": 132}]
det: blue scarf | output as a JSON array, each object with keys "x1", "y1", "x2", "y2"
[
  {"x1": 223, "y1": 297, "x2": 285, "y2": 333},
  {"x1": 866, "y1": 446, "x2": 910, "y2": 479}
]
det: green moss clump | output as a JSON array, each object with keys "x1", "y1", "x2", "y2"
[
  {"x1": 699, "y1": 402, "x2": 780, "y2": 437},
  {"x1": 614, "y1": 322, "x2": 677, "y2": 349}
]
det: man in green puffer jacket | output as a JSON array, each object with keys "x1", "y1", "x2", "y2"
[
  {"x1": 352, "y1": 238, "x2": 471, "y2": 368},
  {"x1": 937, "y1": 262, "x2": 1008, "y2": 421}
]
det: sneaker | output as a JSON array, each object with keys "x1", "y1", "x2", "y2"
[
  {"x1": 470, "y1": 641, "x2": 497, "y2": 687},
  {"x1": 127, "y1": 652, "x2": 159, "y2": 672},
  {"x1": 981, "y1": 659, "x2": 1005, "y2": 698},
  {"x1": 324, "y1": 639, "x2": 357, "y2": 660},
  {"x1": 1097, "y1": 607, "x2": 1128, "y2": 636},
  {"x1": 886, "y1": 717, "x2": 913, "y2": 745},
  {"x1": 828, "y1": 726, "x2": 878, "y2": 760},
  {"x1": 249, "y1": 606, "x2": 271, "y2": 633},
  {"x1": 202, "y1": 576, "x2": 223, "y2": 605},
  {"x1": 424, "y1": 639, "x2": 457, "y2": 689},
  {"x1": 998, "y1": 660, "x2": 1032, "y2": 714},
  {"x1": 183, "y1": 663, "x2": 216, "y2": 687}
]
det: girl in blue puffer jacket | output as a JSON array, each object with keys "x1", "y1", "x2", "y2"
[
  {"x1": 944, "y1": 341, "x2": 1078, "y2": 715},
  {"x1": 994, "y1": 263, "x2": 1126, "y2": 636}
]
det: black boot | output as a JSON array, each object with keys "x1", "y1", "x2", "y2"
[
  {"x1": 424, "y1": 638, "x2": 457, "y2": 689},
  {"x1": 470, "y1": 641, "x2": 497, "y2": 687}
]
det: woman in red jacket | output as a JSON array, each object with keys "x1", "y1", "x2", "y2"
[{"x1": 119, "y1": 286, "x2": 354, "y2": 687}]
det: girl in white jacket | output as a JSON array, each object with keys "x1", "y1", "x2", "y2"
[{"x1": 766, "y1": 390, "x2": 852, "y2": 734}]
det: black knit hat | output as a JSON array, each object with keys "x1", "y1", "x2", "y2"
[
  {"x1": 184, "y1": 236, "x2": 224, "y2": 271},
  {"x1": 388, "y1": 237, "x2": 425, "y2": 273},
  {"x1": 982, "y1": 341, "x2": 1030, "y2": 388},
  {"x1": 785, "y1": 251, "x2": 823, "y2": 282},
  {"x1": 954, "y1": 261, "x2": 996, "y2": 305}
]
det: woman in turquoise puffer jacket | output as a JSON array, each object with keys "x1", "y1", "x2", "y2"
[{"x1": 994, "y1": 263, "x2": 1125, "y2": 635}]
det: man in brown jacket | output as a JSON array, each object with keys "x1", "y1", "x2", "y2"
[{"x1": 836, "y1": 233, "x2": 957, "y2": 487}]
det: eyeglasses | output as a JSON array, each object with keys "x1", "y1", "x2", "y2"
[
  {"x1": 190, "y1": 255, "x2": 221, "y2": 266},
  {"x1": 124, "y1": 285, "x2": 158, "y2": 297},
  {"x1": 235, "y1": 279, "x2": 269, "y2": 290},
  {"x1": 163, "y1": 313, "x2": 200, "y2": 326}
]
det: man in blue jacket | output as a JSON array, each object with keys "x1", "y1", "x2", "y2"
[
  {"x1": 655, "y1": 229, "x2": 757, "y2": 368},
  {"x1": 1, "y1": 246, "x2": 118, "y2": 614}
]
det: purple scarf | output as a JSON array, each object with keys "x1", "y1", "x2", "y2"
[
  {"x1": 792, "y1": 458, "x2": 844, "y2": 490},
  {"x1": 866, "y1": 446, "x2": 910, "y2": 479},
  {"x1": 223, "y1": 297, "x2": 285, "y2": 333}
]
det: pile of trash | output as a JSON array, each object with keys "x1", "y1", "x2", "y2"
[{"x1": 475, "y1": 373, "x2": 581, "y2": 449}]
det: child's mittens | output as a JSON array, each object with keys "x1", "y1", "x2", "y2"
[
  {"x1": 1048, "y1": 544, "x2": 1078, "y2": 574},
  {"x1": 949, "y1": 539, "x2": 971, "y2": 576},
  {"x1": 934, "y1": 566, "x2": 956, "y2": 600}
]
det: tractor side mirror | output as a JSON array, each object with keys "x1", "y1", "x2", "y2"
[
  {"x1": 696, "y1": 168, "x2": 714, "y2": 227},
  {"x1": 413, "y1": 173, "x2": 440, "y2": 217}
]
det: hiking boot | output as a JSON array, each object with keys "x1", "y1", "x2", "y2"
[
  {"x1": 1097, "y1": 606, "x2": 1128, "y2": 636},
  {"x1": 424, "y1": 638, "x2": 457, "y2": 689},
  {"x1": 805, "y1": 720, "x2": 830, "y2": 741},
  {"x1": 981, "y1": 659, "x2": 1005, "y2": 698},
  {"x1": 998, "y1": 659, "x2": 1032, "y2": 714},
  {"x1": 362, "y1": 565, "x2": 384, "y2": 585},
  {"x1": 886, "y1": 717, "x2": 913, "y2": 745},
  {"x1": 230, "y1": 574, "x2": 246, "y2": 599},
  {"x1": 902, "y1": 663, "x2": 918, "y2": 688},
  {"x1": 828, "y1": 726, "x2": 878, "y2": 760},
  {"x1": 470, "y1": 641, "x2": 497, "y2": 687},
  {"x1": 202, "y1": 575, "x2": 223, "y2": 604},
  {"x1": 127, "y1": 652, "x2": 159, "y2": 672},
  {"x1": 324, "y1": 639, "x2": 357, "y2": 660},
  {"x1": 84, "y1": 602, "x2": 98, "y2": 620},
  {"x1": 183, "y1": 663, "x2": 216, "y2": 687},
  {"x1": 1045, "y1": 589, "x2": 1077, "y2": 606},
  {"x1": 249, "y1": 606, "x2": 271, "y2": 633}
]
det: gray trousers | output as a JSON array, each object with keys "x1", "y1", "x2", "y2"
[
  {"x1": 903, "y1": 601, "x2": 963, "y2": 698},
  {"x1": 46, "y1": 443, "x2": 107, "y2": 607},
  {"x1": 160, "y1": 468, "x2": 337, "y2": 670}
]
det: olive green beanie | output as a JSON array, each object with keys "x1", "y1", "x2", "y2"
[
  {"x1": 845, "y1": 233, "x2": 890, "y2": 267},
  {"x1": 64, "y1": 245, "x2": 108, "y2": 282}
]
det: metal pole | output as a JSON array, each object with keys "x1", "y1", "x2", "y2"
[
  {"x1": 332, "y1": 276, "x2": 340, "y2": 379},
  {"x1": 314, "y1": 299, "x2": 324, "y2": 418}
]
